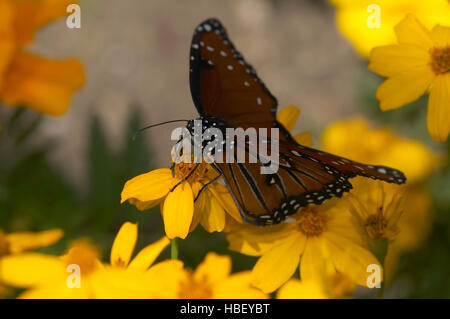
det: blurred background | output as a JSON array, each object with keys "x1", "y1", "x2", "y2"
[{"x1": 0, "y1": 0, "x2": 449, "y2": 298}]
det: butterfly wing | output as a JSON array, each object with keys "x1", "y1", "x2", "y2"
[
  {"x1": 214, "y1": 137, "x2": 405, "y2": 225},
  {"x1": 189, "y1": 18, "x2": 278, "y2": 128},
  {"x1": 188, "y1": 18, "x2": 406, "y2": 225}
]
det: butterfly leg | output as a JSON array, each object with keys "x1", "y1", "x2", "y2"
[
  {"x1": 194, "y1": 172, "x2": 223, "y2": 202},
  {"x1": 170, "y1": 163, "x2": 200, "y2": 192}
]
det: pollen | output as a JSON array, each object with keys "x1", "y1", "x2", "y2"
[
  {"x1": 430, "y1": 46, "x2": 450, "y2": 75},
  {"x1": 297, "y1": 207, "x2": 326, "y2": 237},
  {"x1": 173, "y1": 161, "x2": 211, "y2": 184},
  {"x1": 61, "y1": 240, "x2": 100, "y2": 274},
  {"x1": 178, "y1": 274, "x2": 213, "y2": 299},
  {"x1": 364, "y1": 207, "x2": 388, "y2": 240},
  {"x1": 0, "y1": 230, "x2": 10, "y2": 257}
]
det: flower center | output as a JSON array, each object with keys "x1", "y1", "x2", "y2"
[
  {"x1": 364, "y1": 208, "x2": 388, "y2": 240},
  {"x1": 297, "y1": 207, "x2": 326, "y2": 237},
  {"x1": 61, "y1": 240, "x2": 100, "y2": 274},
  {"x1": 0, "y1": 230, "x2": 10, "y2": 257},
  {"x1": 173, "y1": 161, "x2": 211, "y2": 184},
  {"x1": 430, "y1": 47, "x2": 450, "y2": 75},
  {"x1": 178, "y1": 274, "x2": 213, "y2": 299}
]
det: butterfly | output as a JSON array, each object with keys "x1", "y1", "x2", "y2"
[{"x1": 185, "y1": 18, "x2": 406, "y2": 226}]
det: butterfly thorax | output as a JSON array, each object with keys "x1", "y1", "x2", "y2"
[{"x1": 186, "y1": 116, "x2": 229, "y2": 138}]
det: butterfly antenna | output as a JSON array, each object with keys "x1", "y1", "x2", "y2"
[{"x1": 132, "y1": 119, "x2": 190, "y2": 140}]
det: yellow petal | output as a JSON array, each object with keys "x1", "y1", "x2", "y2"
[
  {"x1": 0, "y1": 253, "x2": 65, "y2": 288},
  {"x1": 199, "y1": 192, "x2": 226, "y2": 233},
  {"x1": 227, "y1": 222, "x2": 295, "y2": 256},
  {"x1": 214, "y1": 271, "x2": 268, "y2": 299},
  {"x1": 190, "y1": 182, "x2": 205, "y2": 232},
  {"x1": 294, "y1": 132, "x2": 312, "y2": 147},
  {"x1": 394, "y1": 15, "x2": 434, "y2": 49},
  {"x1": 13, "y1": 0, "x2": 78, "y2": 46},
  {"x1": 324, "y1": 232, "x2": 382, "y2": 287},
  {"x1": 90, "y1": 267, "x2": 158, "y2": 299},
  {"x1": 431, "y1": 25, "x2": 450, "y2": 47},
  {"x1": 6, "y1": 229, "x2": 63, "y2": 254},
  {"x1": 0, "y1": 53, "x2": 85, "y2": 116},
  {"x1": 300, "y1": 237, "x2": 334, "y2": 284},
  {"x1": 162, "y1": 182, "x2": 194, "y2": 239},
  {"x1": 277, "y1": 279, "x2": 327, "y2": 299},
  {"x1": 110, "y1": 222, "x2": 137, "y2": 267},
  {"x1": 0, "y1": 0, "x2": 15, "y2": 90},
  {"x1": 127, "y1": 236, "x2": 170, "y2": 272},
  {"x1": 369, "y1": 44, "x2": 431, "y2": 77},
  {"x1": 145, "y1": 260, "x2": 186, "y2": 298},
  {"x1": 19, "y1": 280, "x2": 90, "y2": 299},
  {"x1": 127, "y1": 197, "x2": 162, "y2": 211},
  {"x1": 208, "y1": 183, "x2": 243, "y2": 223},
  {"x1": 251, "y1": 232, "x2": 305, "y2": 293},
  {"x1": 276, "y1": 105, "x2": 300, "y2": 132},
  {"x1": 194, "y1": 253, "x2": 231, "y2": 285},
  {"x1": 121, "y1": 168, "x2": 177, "y2": 204},
  {"x1": 427, "y1": 74, "x2": 450, "y2": 142},
  {"x1": 376, "y1": 65, "x2": 434, "y2": 110}
]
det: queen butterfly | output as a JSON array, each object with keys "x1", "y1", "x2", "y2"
[{"x1": 185, "y1": 18, "x2": 406, "y2": 226}]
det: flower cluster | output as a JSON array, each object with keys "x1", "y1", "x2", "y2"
[{"x1": 0, "y1": 1, "x2": 444, "y2": 300}]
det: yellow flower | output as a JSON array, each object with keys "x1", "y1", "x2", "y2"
[
  {"x1": 0, "y1": 222, "x2": 178, "y2": 298},
  {"x1": 173, "y1": 252, "x2": 267, "y2": 299},
  {"x1": 369, "y1": 15, "x2": 450, "y2": 142},
  {"x1": 0, "y1": 0, "x2": 85, "y2": 115},
  {"x1": 122, "y1": 105, "x2": 309, "y2": 239},
  {"x1": 121, "y1": 165, "x2": 243, "y2": 239},
  {"x1": 227, "y1": 198, "x2": 381, "y2": 293},
  {"x1": 330, "y1": 0, "x2": 450, "y2": 58},
  {"x1": 321, "y1": 117, "x2": 438, "y2": 183}
]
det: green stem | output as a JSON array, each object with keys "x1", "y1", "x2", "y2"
[{"x1": 171, "y1": 238, "x2": 179, "y2": 260}]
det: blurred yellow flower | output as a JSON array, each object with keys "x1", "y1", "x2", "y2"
[
  {"x1": 174, "y1": 252, "x2": 267, "y2": 299},
  {"x1": 0, "y1": 0, "x2": 85, "y2": 115},
  {"x1": 0, "y1": 228, "x2": 62, "y2": 256},
  {"x1": 321, "y1": 117, "x2": 438, "y2": 183},
  {"x1": 0, "y1": 228, "x2": 63, "y2": 298},
  {"x1": 349, "y1": 178, "x2": 404, "y2": 243},
  {"x1": 0, "y1": 222, "x2": 179, "y2": 298},
  {"x1": 369, "y1": 15, "x2": 450, "y2": 142},
  {"x1": 330, "y1": 0, "x2": 450, "y2": 58},
  {"x1": 277, "y1": 273, "x2": 356, "y2": 299},
  {"x1": 384, "y1": 187, "x2": 433, "y2": 280},
  {"x1": 226, "y1": 198, "x2": 381, "y2": 293},
  {"x1": 321, "y1": 118, "x2": 434, "y2": 280}
]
